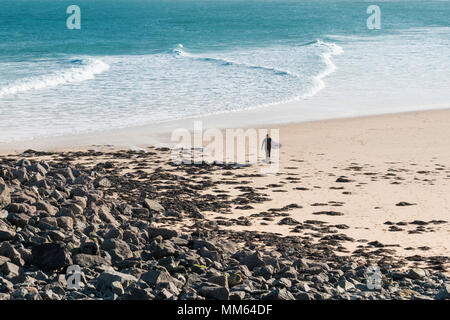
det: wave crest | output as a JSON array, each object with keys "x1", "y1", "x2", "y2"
[
  {"x1": 301, "y1": 39, "x2": 343, "y2": 98},
  {"x1": 171, "y1": 43, "x2": 297, "y2": 78},
  {"x1": 0, "y1": 59, "x2": 110, "y2": 97}
]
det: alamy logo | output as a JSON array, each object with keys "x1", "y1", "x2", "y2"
[
  {"x1": 66, "y1": 5, "x2": 81, "y2": 30},
  {"x1": 366, "y1": 265, "x2": 382, "y2": 290},
  {"x1": 171, "y1": 121, "x2": 280, "y2": 174},
  {"x1": 66, "y1": 264, "x2": 81, "y2": 290},
  {"x1": 366, "y1": 5, "x2": 381, "y2": 30}
]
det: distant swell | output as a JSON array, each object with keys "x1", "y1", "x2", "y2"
[
  {"x1": 171, "y1": 44, "x2": 298, "y2": 78},
  {"x1": 0, "y1": 59, "x2": 110, "y2": 97}
]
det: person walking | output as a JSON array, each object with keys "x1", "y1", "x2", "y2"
[{"x1": 261, "y1": 134, "x2": 272, "y2": 163}]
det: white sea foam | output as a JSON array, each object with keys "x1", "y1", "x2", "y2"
[
  {"x1": 301, "y1": 40, "x2": 343, "y2": 99},
  {"x1": 173, "y1": 40, "x2": 343, "y2": 102},
  {"x1": 0, "y1": 59, "x2": 110, "y2": 97}
]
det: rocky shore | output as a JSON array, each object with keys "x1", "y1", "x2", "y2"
[{"x1": 0, "y1": 148, "x2": 449, "y2": 300}]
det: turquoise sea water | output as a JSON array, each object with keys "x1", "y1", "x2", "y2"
[{"x1": 0, "y1": 0, "x2": 449, "y2": 142}]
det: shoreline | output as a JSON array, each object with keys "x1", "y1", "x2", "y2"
[{"x1": 2, "y1": 105, "x2": 450, "y2": 155}]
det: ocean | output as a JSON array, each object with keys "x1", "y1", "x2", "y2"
[{"x1": 0, "y1": 0, "x2": 449, "y2": 142}]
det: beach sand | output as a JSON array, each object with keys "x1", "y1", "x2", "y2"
[{"x1": 1, "y1": 108, "x2": 449, "y2": 273}]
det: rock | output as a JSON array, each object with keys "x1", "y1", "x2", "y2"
[
  {"x1": 104, "y1": 227, "x2": 123, "y2": 240},
  {"x1": 0, "y1": 242, "x2": 23, "y2": 265},
  {"x1": 198, "y1": 284, "x2": 230, "y2": 300},
  {"x1": 73, "y1": 254, "x2": 110, "y2": 268},
  {"x1": 0, "y1": 256, "x2": 10, "y2": 266},
  {"x1": 435, "y1": 284, "x2": 450, "y2": 300},
  {"x1": 131, "y1": 207, "x2": 150, "y2": 217},
  {"x1": 273, "y1": 277, "x2": 291, "y2": 288},
  {"x1": 110, "y1": 281, "x2": 124, "y2": 295},
  {"x1": 241, "y1": 252, "x2": 265, "y2": 270},
  {"x1": 337, "y1": 278, "x2": 356, "y2": 292},
  {"x1": 37, "y1": 217, "x2": 58, "y2": 230},
  {"x1": 80, "y1": 240, "x2": 100, "y2": 255},
  {"x1": 208, "y1": 275, "x2": 228, "y2": 288},
  {"x1": 147, "y1": 227, "x2": 179, "y2": 240},
  {"x1": 262, "y1": 288, "x2": 295, "y2": 300},
  {"x1": 0, "y1": 180, "x2": 11, "y2": 209},
  {"x1": 277, "y1": 266, "x2": 298, "y2": 279},
  {"x1": 61, "y1": 202, "x2": 84, "y2": 216},
  {"x1": 141, "y1": 269, "x2": 181, "y2": 288},
  {"x1": 253, "y1": 265, "x2": 275, "y2": 280},
  {"x1": 0, "y1": 229, "x2": 15, "y2": 242},
  {"x1": 31, "y1": 243, "x2": 72, "y2": 271},
  {"x1": 143, "y1": 199, "x2": 165, "y2": 214},
  {"x1": 407, "y1": 268, "x2": 428, "y2": 280},
  {"x1": 1, "y1": 262, "x2": 20, "y2": 278},
  {"x1": 193, "y1": 239, "x2": 217, "y2": 251},
  {"x1": 0, "y1": 277, "x2": 14, "y2": 293},
  {"x1": 6, "y1": 212, "x2": 30, "y2": 228},
  {"x1": 97, "y1": 205, "x2": 119, "y2": 227},
  {"x1": 312, "y1": 211, "x2": 344, "y2": 216},
  {"x1": 149, "y1": 240, "x2": 176, "y2": 259},
  {"x1": 36, "y1": 201, "x2": 57, "y2": 215},
  {"x1": 199, "y1": 247, "x2": 220, "y2": 261},
  {"x1": 29, "y1": 163, "x2": 47, "y2": 176},
  {"x1": 94, "y1": 177, "x2": 112, "y2": 188},
  {"x1": 100, "y1": 238, "x2": 132, "y2": 262},
  {"x1": 126, "y1": 287, "x2": 155, "y2": 300},
  {"x1": 336, "y1": 176, "x2": 353, "y2": 183},
  {"x1": 292, "y1": 258, "x2": 309, "y2": 269},
  {"x1": 96, "y1": 270, "x2": 138, "y2": 292},
  {"x1": 396, "y1": 202, "x2": 416, "y2": 207},
  {"x1": 278, "y1": 217, "x2": 300, "y2": 225},
  {"x1": 48, "y1": 230, "x2": 66, "y2": 241},
  {"x1": 295, "y1": 292, "x2": 315, "y2": 300},
  {"x1": 228, "y1": 273, "x2": 243, "y2": 287},
  {"x1": 156, "y1": 288, "x2": 175, "y2": 300},
  {"x1": 229, "y1": 291, "x2": 246, "y2": 300},
  {"x1": 56, "y1": 217, "x2": 74, "y2": 230}
]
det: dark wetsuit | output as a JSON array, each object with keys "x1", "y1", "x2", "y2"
[{"x1": 263, "y1": 137, "x2": 272, "y2": 158}]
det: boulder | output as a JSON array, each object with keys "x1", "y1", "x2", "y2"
[
  {"x1": 407, "y1": 268, "x2": 428, "y2": 280},
  {"x1": 0, "y1": 180, "x2": 10, "y2": 209},
  {"x1": 0, "y1": 229, "x2": 15, "y2": 242},
  {"x1": 147, "y1": 227, "x2": 179, "y2": 240},
  {"x1": 198, "y1": 284, "x2": 229, "y2": 300},
  {"x1": 36, "y1": 201, "x2": 58, "y2": 215},
  {"x1": 31, "y1": 242, "x2": 72, "y2": 271},
  {"x1": 56, "y1": 217, "x2": 74, "y2": 230},
  {"x1": 262, "y1": 288, "x2": 295, "y2": 300},
  {"x1": 435, "y1": 284, "x2": 450, "y2": 300},
  {"x1": 241, "y1": 252, "x2": 265, "y2": 270},
  {"x1": 73, "y1": 254, "x2": 110, "y2": 268},
  {"x1": 208, "y1": 275, "x2": 228, "y2": 288},
  {"x1": 100, "y1": 238, "x2": 132, "y2": 262},
  {"x1": 141, "y1": 269, "x2": 181, "y2": 288},
  {"x1": 96, "y1": 270, "x2": 137, "y2": 292},
  {"x1": 94, "y1": 177, "x2": 112, "y2": 188},
  {"x1": 1, "y1": 262, "x2": 20, "y2": 278},
  {"x1": 0, "y1": 277, "x2": 14, "y2": 293},
  {"x1": 98, "y1": 205, "x2": 119, "y2": 227},
  {"x1": 143, "y1": 199, "x2": 165, "y2": 214}
]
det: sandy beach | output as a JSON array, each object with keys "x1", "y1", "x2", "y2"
[{"x1": 2, "y1": 108, "x2": 450, "y2": 264}]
